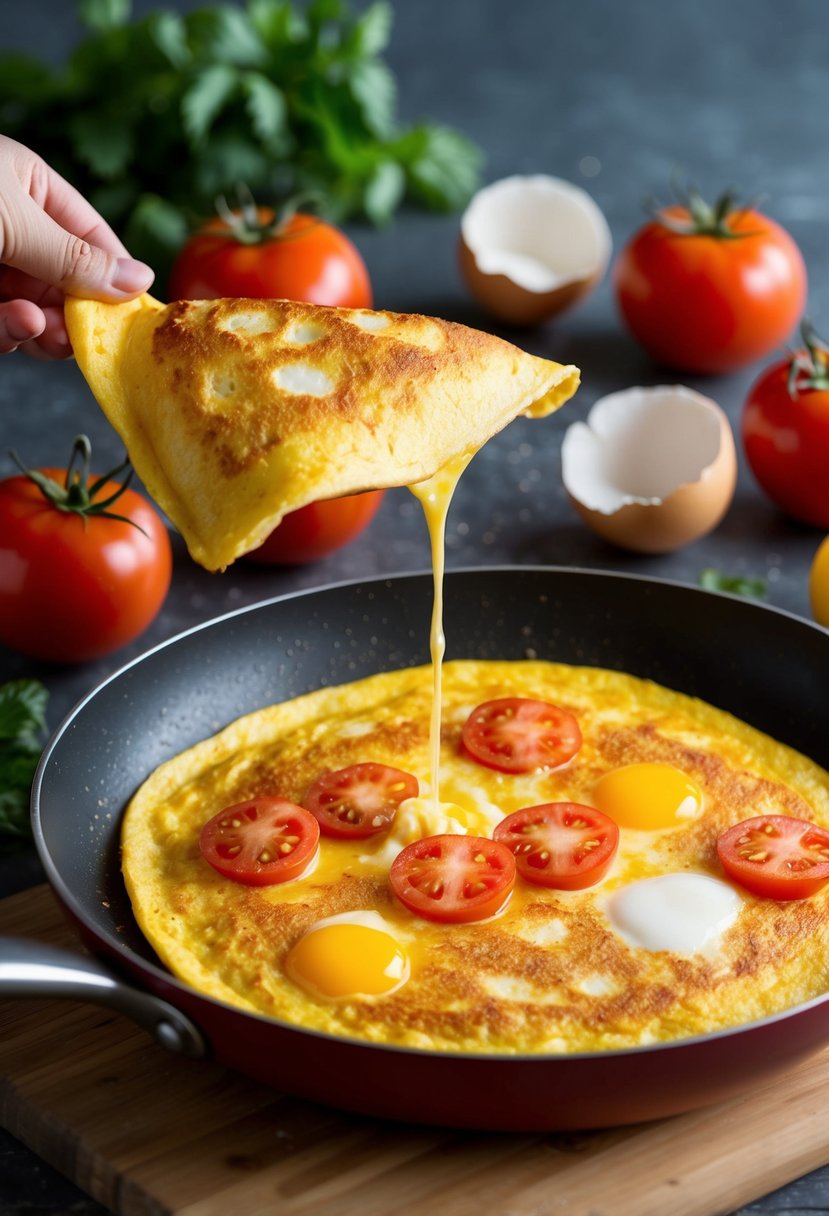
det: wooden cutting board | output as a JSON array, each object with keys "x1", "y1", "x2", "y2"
[{"x1": 3, "y1": 886, "x2": 829, "y2": 1216}]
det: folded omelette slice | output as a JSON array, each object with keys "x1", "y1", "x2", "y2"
[{"x1": 65, "y1": 294, "x2": 579, "y2": 571}]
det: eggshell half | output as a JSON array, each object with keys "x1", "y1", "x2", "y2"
[
  {"x1": 561, "y1": 385, "x2": 737, "y2": 553},
  {"x1": 459, "y1": 175, "x2": 612, "y2": 326}
]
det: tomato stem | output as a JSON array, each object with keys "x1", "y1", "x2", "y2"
[
  {"x1": 646, "y1": 177, "x2": 761, "y2": 240},
  {"x1": 213, "y1": 184, "x2": 324, "y2": 245},
  {"x1": 9, "y1": 435, "x2": 148, "y2": 534},
  {"x1": 787, "y1": 319, "x2": 829, "y2": 396}
]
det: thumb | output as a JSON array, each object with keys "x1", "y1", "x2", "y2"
[{"x1": 2, "y1": 188, "x2": 153, "y2": 301}]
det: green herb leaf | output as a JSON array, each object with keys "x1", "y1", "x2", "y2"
[
  {"x1": 248, "y1": 0, "x2": 306, "y2": 48},
  {"x1": 150, "y1": 11, "x2": 191, "y2": 70},
  {"x1": 698, "y1": 569, "x2": 767, "y2": 599},
  {"x1": 89, "y1": 181, "x2": 139, "y2": 224},
  {"x1": 242, "y1": 71, "x2": 287, "y2": 145},
  {"x1": 1, "y1": 746, "x2": 43, "y2": 792},
  {"x1": 349, "y1": 59, "x2": 397, "y2": 139},
  {"x1": 79, "y1": 0, "x2": 131, "y2": 32},
  {"x1": 188, "y1": 6, "x2": 268, "y2": 68},
  {"x1": 0, "y1": 792, "x2": 35, "y2": 848},
  {"x1": 349, "y1": 1, "x2": 393, "y2": 58},
  {"x1": 0, "y1": 680, "x2": 48, "y2": 744},
  {"x1": 68, "y1": 110, "x2": 135, "y2": 180},
  {"x1": 0, "y1": 680, "x2": 49, "y2": 848},
  {"x1": 309, "y1": 0, "x2": 345, "y2": 25},
  {"x1": 123, "y1": 193, "x2": 190, "y2": 270},
  {"x1": 403, "y1": 124, "x2": 485, "y2": 211},
  {"x1": 192, "y1": 131, "x2": 273, "y2": 198},
  {"x1": 182, "y1": 63, "x2": 239, "y2": 146},
  {"x1": 0, "y1": 53, "x2": 56, "y2": 107},
  {"x1": 0, "y1": 0, "x2": 482, "y2": 262},
  {"x1": 307, "y1": 0, "x2": 347, "y2": 50},
  {"x1": 363, "y1": 159, "x2": 405, "y2": 225}
]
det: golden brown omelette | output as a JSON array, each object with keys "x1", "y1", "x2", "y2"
[
  {"x1": 64, "y1": 294, "x2": 579, "y2": 571},
  {"x1": 122, "y1": 660, "x2": 829, "y2": 1053}
]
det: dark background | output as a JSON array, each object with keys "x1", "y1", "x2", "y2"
[{"x1": 2, "y1": 1, "x2": 829, "y2": 1212}]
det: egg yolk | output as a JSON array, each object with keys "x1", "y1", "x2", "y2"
[
  {"x1": 593, "y1": 763, "x2": 702, "y2": 830},
  {"x1": 285, "y1": 922, "x2": 410, "y2": 1000}
]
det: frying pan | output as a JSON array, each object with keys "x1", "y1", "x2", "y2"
[{"x1": 3, "y1": 566, "x2": 829, "y2": 1131}]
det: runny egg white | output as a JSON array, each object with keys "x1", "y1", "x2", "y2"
[{"x1": 606, "y1": 873, "x2": 742, "y2": 956}]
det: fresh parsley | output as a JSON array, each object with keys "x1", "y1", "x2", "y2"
[
  {"x1": 698, "y1": 569, "x2": 767, "y2": 599},
  {"x1": 0, "y1": 1, "x2": 483, "y2": 278},
  {"x1": 0, "y1": 680, "x2": 49, "y2": 849}
]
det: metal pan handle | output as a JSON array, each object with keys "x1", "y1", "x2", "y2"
[{"x1": 0, "y1": 935, "x2": 206, "y2": 1058}]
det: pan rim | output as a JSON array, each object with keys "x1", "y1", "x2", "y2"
[{"x1": 30, "y1": 563, "x2": 829, "y2": 1064}]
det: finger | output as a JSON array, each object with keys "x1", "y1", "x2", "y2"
[
  {"x1": 3, "y1": 190, "x2": 154, "y2": 301},
  {"x1": 20, "y1": 338, "x2": 56, "y2": 362},
  {"x1": 29, "y1": 154, "x2": 131, "y2": 258},
  {"x1": 24, "y1": 304, "x2": 71, "y2": 360},
  {"x1": 0, "y1": 264, "x2": 64, "y2": 308},
  {"x1": 0, "y1": 299, "x2": 45, "y2": 353}
]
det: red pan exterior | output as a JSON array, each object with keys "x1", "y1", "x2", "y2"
[
  {"x1": 33, "y1": 569, "x2": 829, "y2": 1130},
  {"x1": 87, "y1": 924, "x2": 829, "y2": 1130}
]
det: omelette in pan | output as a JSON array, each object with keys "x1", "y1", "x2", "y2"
[{"x1": 122, "y1": 659, "x2": 829, "y2": 1054}]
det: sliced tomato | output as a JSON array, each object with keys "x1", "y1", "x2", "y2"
[
  {"x1": 303, "y1": 763, "x2": 419, "y2": 839},
  {"x1": 389, "y1": 834, "x2": 516, "y2": 923},
  {"x1": 493, "y1": 802, "x2": 619, "y2": 890},
  {"x1": 199, "y1": 797, "x2": 320, "y2": 886},
  {"x1": 461, "y1": 697, "x2": 582, "y2": 773},
  {"x1": 717, "y1": 815, "x2": 829, "y2": 901}
]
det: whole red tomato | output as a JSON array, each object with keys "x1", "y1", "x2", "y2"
[
  {"x1": 244, "y1": 491, "x2": 384, "y2": 565},
  {"x1": 168, "y1": 206, "x2": 373, "y2": 309},
  {"x1": 614, "y1": 187, "x2": 806, "y2": 374},
  {"x1": 0, "y1": 438, "x2": 172, "y2": 663},
  {"x1": 742, "y1": 323, "x2": 829, "y2": 528}
]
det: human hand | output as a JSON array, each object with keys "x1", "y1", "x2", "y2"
[{"x1": 0, "y1": 135, "x2": 155, "y2": 358}]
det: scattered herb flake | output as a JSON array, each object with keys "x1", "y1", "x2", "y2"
[
  {"x1": 0, "y1": 680, "x2": 49, "y2": 850},
  {"x1": 699, "y1": 569, "x2": 767, "y2": 599}
]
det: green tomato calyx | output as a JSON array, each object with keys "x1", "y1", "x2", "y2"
[
  {"x1": 647, "y1": 180, "x2": 760, "y2": 240},
  {"x1": 9, "y1": 435, "x2": 147, "y2": 532},
  {"x1": 788, "y1": 320, "x2": 829, "y2": 396},
  {"x1": 213, "y1": 184, "x2": 324, "y2": 246}
]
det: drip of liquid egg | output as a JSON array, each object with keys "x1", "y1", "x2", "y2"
[
  {"x1": 285, "y1": 911, "x2": 410, "y2": 1000},
  {"x1": 408, "y1": 450, "x2": 476, "y2": 808},
  {"x1": 593, "y1": 762, "x2": 702, "y2": 830}
]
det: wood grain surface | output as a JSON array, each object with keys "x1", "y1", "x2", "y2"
[{"x1": 2, "y1": 885, "x2": 829, "y2": 1216}]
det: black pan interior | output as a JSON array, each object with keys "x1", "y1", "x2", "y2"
[{"x1": 33, "y1": 567, "x2": 829, "y2": 970}]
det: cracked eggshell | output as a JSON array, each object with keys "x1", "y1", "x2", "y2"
[
  {"x1": 459, "y1": 175, "x2": 612, "y2": 326},
  {"x1": 561, "y1": 385, "x2": 737, "y2": 554}
]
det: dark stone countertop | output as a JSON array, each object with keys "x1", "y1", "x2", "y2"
[{"x1": 2, "y1": 1, "x2": 829, "y2": 1212}]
